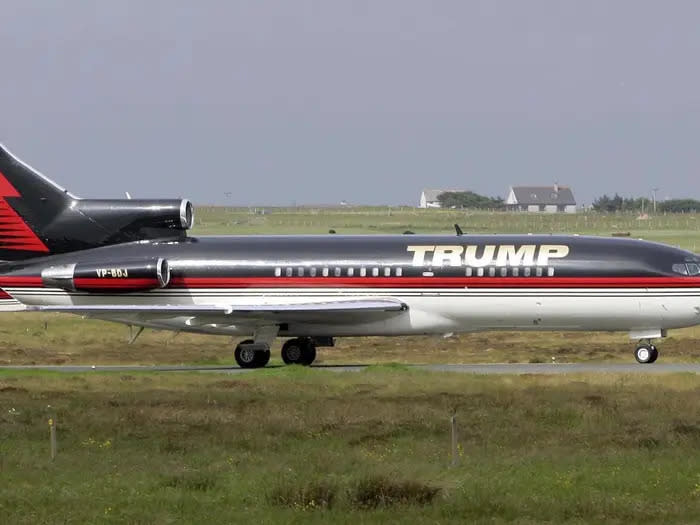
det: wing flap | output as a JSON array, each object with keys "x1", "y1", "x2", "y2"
[{"x1": 26, "y1": 299, "x2": 408, "y2": 324}]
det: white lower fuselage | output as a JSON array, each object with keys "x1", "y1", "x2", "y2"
[{"x1": 7, "y1": 286, "x2": 700, "y2": 338}]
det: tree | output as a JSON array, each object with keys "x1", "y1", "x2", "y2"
[
  {"x1": 437, "y1": 191, "x2": 504, "y2": 210},
  {"x1": 592, "y1": 193, "x2": 624, "y2": 212},
  {"x1": 592, "y1": 194, "x2": 700, "y2": 213},
  {"x1": 658, "y1": 199, "x2": 700, "y2": 213}
]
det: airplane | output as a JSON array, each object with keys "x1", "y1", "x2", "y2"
[{"x1": 0, "y1": 143, "x2": 699, "y2": 367}]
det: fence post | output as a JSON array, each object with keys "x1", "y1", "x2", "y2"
[
  {"x1": 450, "y1": 411, "x2": 458, "y2": 467},
  {"x1": 49, "y1": 416, "x2": 57, "y2": 461}
]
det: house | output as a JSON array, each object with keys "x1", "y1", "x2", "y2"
[
  {"x1": 419, "y1": 189, "x2": 464, "y2": 208},
  {"x1": 505, "y1": 184, "x2": 577, "y2": 213}
]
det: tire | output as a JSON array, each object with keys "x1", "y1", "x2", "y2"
[
  {"x1": 282, "y1": 338, "x2": 316, "y2": 366},
  {"x1": 235, "y1": 339, "x2": 269, "y2": 369},
  {"x1": 255, "y1": 349, "x2": 271, "y2": 367},
  {"x1": 235, "y1": 345, "x2": 258, "y2": 368},
  {"x1": 648, "y1": 346, "x2": 659, "y2": 364},
  {"x1": 300, "y1": 342, "x2": 317, "y2": 365},
  {"x1": 281, "y1": 339, "x2": 304, "y2": 365},
  {"x1": 635, "y1": 344, "x2": 654, "y2": 364}
]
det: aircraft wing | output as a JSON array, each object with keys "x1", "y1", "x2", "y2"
[{"x1": 26, "y1": 299, "x2": 408, "y2": 325}]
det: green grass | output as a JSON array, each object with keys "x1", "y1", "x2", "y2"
[
  {"x1": 1, "y1": 370, "x2": 699, "y2": 523},
  {"x1": 2, "y1": 312, "x2": 700, "y2": 366}
]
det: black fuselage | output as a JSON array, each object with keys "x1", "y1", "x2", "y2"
[{"x1": 1, "y1": 234, "x2": 697, "y2": 284}]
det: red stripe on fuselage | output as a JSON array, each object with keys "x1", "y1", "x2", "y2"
[
  {"x1": 0, "y1": 276, "x2": 43, "y2": 287},
  {"x1": 2, "y1": 275, "x2": 700, "y2": 290},
  {"x1": 73, "y1": 278, "x2": 161, "y2": 289},
  {"x1": 167, "y1": 276, "x2": 700, "y2": 288}
]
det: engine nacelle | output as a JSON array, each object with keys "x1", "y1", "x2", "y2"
[
  {"x1": 74, "y1": 198, "x2": 194, "y2": 231},
  {"x1": 42, "y1": 258, "x2": 170, "y2": 293},
  {"x1": 39, "y1": 199, "x2": 195, "y2": 255}
]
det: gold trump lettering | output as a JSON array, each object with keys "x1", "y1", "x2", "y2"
[{"x1": 406, "y1": 244, "x2": 569, "y2": 267}]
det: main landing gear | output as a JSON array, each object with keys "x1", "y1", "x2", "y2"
[
  {"x1": 234, "y1": 339, "x2": 271, "y2": 369},
  {"x1": 281, "y1": 338, "x2": 317, "y2": 366},
  {"x1": 634, "y1": 341, "x2": 659, "y2": 364},
  {"x1": 233, "y1": 337, "x2": 320, "y2": 368}
]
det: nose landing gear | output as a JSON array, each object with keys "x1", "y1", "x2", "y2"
[{"x1": 634, "y1": 342, "x2": 659, "y2": 364}]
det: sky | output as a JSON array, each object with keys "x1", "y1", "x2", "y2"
[{"x1": 2, "y1": 1, "x2": 700, "y2": 206}]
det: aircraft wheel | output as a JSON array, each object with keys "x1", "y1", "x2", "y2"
[
  {"x1": 302, "y1": 343, "x2": 317, "y2": 366},
  {"x1": 648, "y1": 345, "x2": 659, "y2": 364},
  {"x1": 634, "y1": 343, "x2": 655, "y2": 364},
  {"x1": 282, "y1": 338, "x2": 316, "y2": 366},
  {"x1": 281, "y1": 338, "x2": 304, "y2": 365},
  {"x1": 235, "y1": 339, "x2": 270, "y2": 369}
]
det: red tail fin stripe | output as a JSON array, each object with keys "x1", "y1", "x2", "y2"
[
  {"x1": 0, "y1": 173, "x2": 49, "y2": 252},
  {"x1": 0, "y1": 171, "x2": 20, "y2": 197},
  {"x1": 0, "y1": 232, "x2": 41, "y2": 238}
]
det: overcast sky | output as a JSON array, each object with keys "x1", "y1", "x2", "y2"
[{"x1": 2, "y1": 1, "x2": 700, "y2": 206}]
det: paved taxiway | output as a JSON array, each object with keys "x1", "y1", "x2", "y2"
[{"x1": 2, "y1": 363, "x2": 698, "y2": 374}]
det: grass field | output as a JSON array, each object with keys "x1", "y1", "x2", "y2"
[
  {"x1": 1, "y1": 369, "x2": 699, "y2": 524},
  {"x1": 2, "y1": 312, "x2": 700, "y2": 367}
]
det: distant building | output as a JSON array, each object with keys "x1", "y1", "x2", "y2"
[
  {"x1": 419, "y1": 189, "x2": 465, "y2": 209},
  {"x1": 505, "y1": 184, "x2": 577, "y2": 213}
]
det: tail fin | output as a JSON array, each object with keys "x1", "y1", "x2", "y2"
[
  {"x1": 0, "y1": 144, "x2": 75, "y2": 259},
  {"x1": 0, "y1": 143, "x2": 192, "y2": 263}
]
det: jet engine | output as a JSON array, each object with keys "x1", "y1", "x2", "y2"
[
  {"x1": 39, "y1": 199, "x2": 195, "y2": 254},
  {"x1": 69, "y1": 198, "x2": 194, "y2": 234},
  {"x1": 41, "y1": 258, "x2": 170, "y2": 292}
]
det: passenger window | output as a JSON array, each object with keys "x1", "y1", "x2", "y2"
[
  {"x1": 274, "y1": 267, "x2": 281, "y2": 277},
  {"x1": 465, "y1": 267, "x2": 472, "y2": 277},
  {"x1": 488, "y1": 267, "x2": 496, "y2": 277},
  {"x1": 286, "y1": 267, "x2": 293, "y2": 277},
  {"x1": 477, "y1": 267, "x2": 484, "y2": 277},
  {"x1": 297, "y1": 267, "x2": 304, "y2": 277},
  {"x1": 536, "y1": 267, "x2": 543, "y2": 277},
  {"x1": 500, "y1": 267, "x2": 507, "y2": 277},
  {"x1": 347, "y1": 268, "x2": 354, "y2": 277},
  {"x1": 384, "y1": 267, "x2": 391, "y2": 277},
  {"x1": 334, "y1": 267, "x2": 341, "y2": 277},
  {"x1": 309, "y1": 267, "x2": 317, "y2": 277},
  {"x1": 523, "y1": 267, "x2": 531, "y2": 277},
  {"x1": 360, "y1": 267, "x2": 367, "y2": 277},
  {"x1": 547, "y1": 267, "x2": 555, "y2": 277},
  {"x1": 512, "y1": 267, "x2": 519, "y2": 277},
  {"x1": 395, "y1": 267, "x2": 402, "y2": 277},
  {"x1": 372, "y1": 268, "x2": 379, "y2": 277},
  {"x1": 322, "y1": 267, "x2": 329, "y2": 277}
]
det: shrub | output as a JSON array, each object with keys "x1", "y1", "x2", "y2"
[
  {"x1": 269, "y1": 480, "x2": 337, "y2": 510},
  {"x1": 350, "y1": 476, "x2": 440, "y2": 508}
]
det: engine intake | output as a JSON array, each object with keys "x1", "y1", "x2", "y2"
[{"x1": 42, "y1": 258, "x2": 170, "y2": 293}]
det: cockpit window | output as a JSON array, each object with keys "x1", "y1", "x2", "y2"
[
  {"x1": 672, "y1": 263, "x2": 700, "y2": 275},
  {"x1": 672, "y1": 263, "x2": 689, "y2": 275}
]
